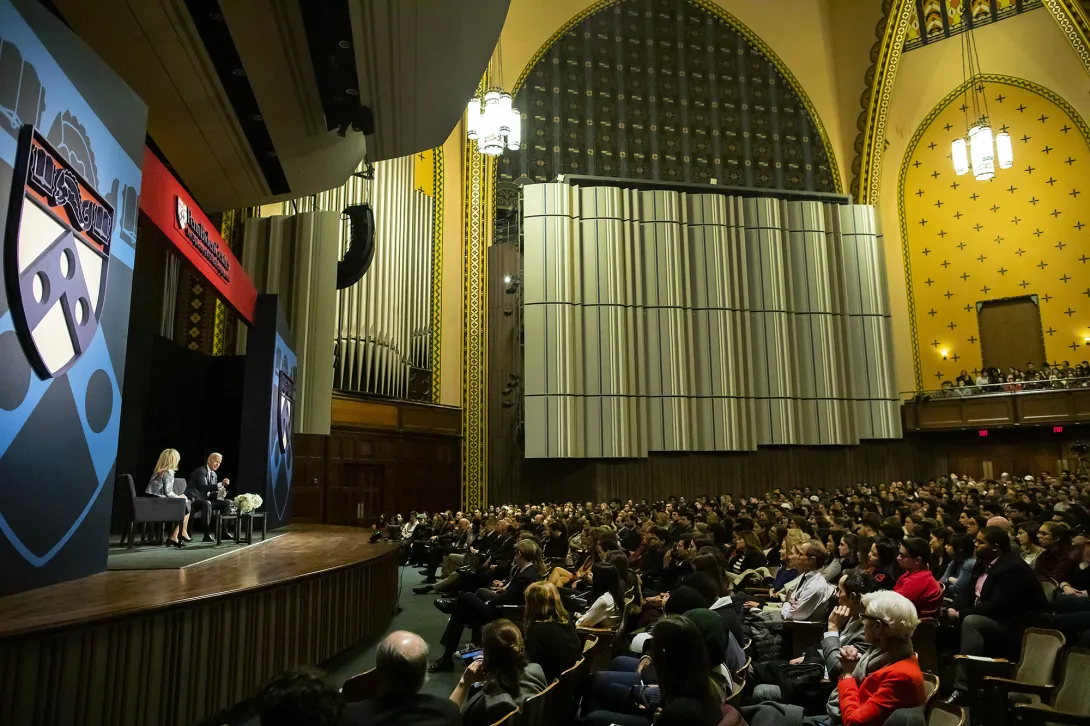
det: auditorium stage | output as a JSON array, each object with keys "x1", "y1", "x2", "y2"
[{"x1": 0, "y1": 525, "x2": 400, "y2": 726}]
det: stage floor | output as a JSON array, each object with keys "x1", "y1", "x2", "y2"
[{"x1": 0, "y1": 524, "x2": 399, "y2": 639}]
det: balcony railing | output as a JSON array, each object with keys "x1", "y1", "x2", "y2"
[{"x1": 901, "y1": 379, "x2": 1090, "y2": 431}]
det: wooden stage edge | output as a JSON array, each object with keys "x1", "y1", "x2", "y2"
[{"x1": 0, "y1": 525, "x2": 400, "y2": 726}]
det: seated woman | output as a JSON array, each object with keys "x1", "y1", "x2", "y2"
[
  {"x1": 727, "y1": 529, "x2": 767, "y2": 583},
  {"x1": 833, "y1": 591, "x2": 925, "y2": 726},
  {"x1": 450, "y1": 619, "x2": 547, "y2": 726},
  {"x1": 608, "y1": 549, "x2": 643, "y2": 608},
  {"x1": 940, "y1": 532, "x2": 976, "y2": 601},
  {"x1": 146, "y1": 448, "x2": 191, "y2": 547},
  {"x1": 582, "y1": 614, "x2": 726, "y2": 726},
  {"x1": 576, "y1": 563, "x2": 624, "y2": 629},
  {"x1": 522, "y1": 581, "x2": 582, "y2": 683},
  {"x1": 865, "y1": 537, "x2": 898, "y2": 590}
]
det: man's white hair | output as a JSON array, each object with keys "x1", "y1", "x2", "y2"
[
  {"x1": 208, "y1": 452, "x2": 223, "y2": 461},
  {"x1": 862, "y1": 590, "x2": 920, "y2": 640}
]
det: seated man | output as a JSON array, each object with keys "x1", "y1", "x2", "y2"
[
  {"x1": 340, "y1": 631, "x2": 460, "y2": 726},
  {"x1": 257, "y1": 668, "x2": 342, "y2": 726},
  {"x1": 945, "y1": 525, "x2": 1048, "y2": 704},
  {"x1": 748, "y1": 540, "x2": 835, "y2": 622},
  {"x1": 186, "y1": 452, "x2": 232, "y2": 542},
  {"x1": 418, "y1": 517, "x2": 472, "y2": 584},
  {"x1": 428, "y1": 539, "x2": 542, "y2": 672},
  {"x1": 425, "y1": 520, "x2": 518, "y2": 597},
  {"x1": 894, "y1": 537, "x2": 943, "y2": 617}
]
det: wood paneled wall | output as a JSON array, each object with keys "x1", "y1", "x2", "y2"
[
  {"x1": 505, "y1": 425, "x2": 1090, "y2": 504},
  {"x1": 0, "y1": 550, "x2": 397, "y2": 726},
  {"x1": 291, "y1": 395, "x2": 462, "y2": 522}
]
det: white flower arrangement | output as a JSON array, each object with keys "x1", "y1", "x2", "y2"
[{"x1": 234, "y1": 493, "x2": 263, "y2": 514}]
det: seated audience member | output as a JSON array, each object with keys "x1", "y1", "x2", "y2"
[
  {"x1": 681, "y1": 572, "x2": 746, "y2": 671},
  {"x1": 1033, "y1": 521, "x2": 1073, "y2": 583},
  {"x1": 1017, "y1": 521, "x2": 1044, "y2": 567},
  {"x1": 419, "y1": 517, "x2": 473, "y2": 583},
  {"x1": 258, "y1": 668, "x2": 343, "y2": 726},
  {"x1": 751, "y1": 569, "x2": 880, "y2": 703},
  {"x1": 576, "y1": 563, "x2": 625, "y2": 629},
  {"x1": 637, "y1": 526, "x2": 669, "y2": 591},
  {"x1": 894, "y1": 537, "x2": 943, "y2": 616},
  {"x1": 770, "y1": 529, "x2": 811, "y2": 594},
  {"x1": 186, "y1": 452, "x2": 232, "y2": 541},
  {"x1": 450, "y1": 619, "x2": 547, "y2": 726},
  {"x1": 522, "y1": 581, "x2": 582, "y2": 682},
  {"x1": 429, "y1": 540, "x2": 543, "y2": 672},
  {"x1": 946, "y1": 526, "x2": 1049, "y2": 703},
  {"x1": 542, "y1": 520, "x2": 569, "y2": 560},
  {"x1": 833, "y1": 591, "x2": 925, "y2": 726},
  {"x1": 727, "y1": 529, "x2": 767, "y2": 578},
  {"x1": 582, "y1": 615, "x2": 724, "y2": 726},
  {"x1": 865, "y1": 538, "x2": 898, "y2": 590},
  {"x1": 928, "y1": 528, "x2": 951, "y2": 577},
  {"x1": 748, "y1": 540, "x2": 835, "y2": 622},
  {"x1": 340, "y1": 631, "x2": 460, "y2": 726},
  {"x1": 608, "y1": 548, "x2": 643, "y2": 607},
  {"x1": 940, "y1": 532, "x2": 976, "y2": 600},
  {"x1": 146, "y1": 448, "x2": 191, "y2": 547}
]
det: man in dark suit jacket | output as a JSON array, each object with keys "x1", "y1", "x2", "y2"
[
  {"x1": 947, "y1": 525, "x2": 1049, "y2": 701},
  {"x1": 428, "y1": 539, "x2": 542, "y2": 672},
  {"x1": 340, "y1": 631, "x2": 460, "y2": 726},
  {"x1": 186, "y1": 453, "x2": 231, "y2": 541}
]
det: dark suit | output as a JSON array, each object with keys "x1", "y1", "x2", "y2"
[
  {"x1": 186, "y1": 464, "x2": 229, "y2": 536},
  {"x1": 439, "y1": 563, "x2": 541, "y2": 655},
  {"x1": 953, "y1": 551, "x2": 1048, "y2": 689},
  {"x1": 618, "y1": 526, "x2": 641, "y2": 552},
  {"x1": 340, "y1": 693, "x2": 460, "y2": 726}
]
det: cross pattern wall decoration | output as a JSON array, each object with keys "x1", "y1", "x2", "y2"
[
  {"x1": 498, "y1": 0, "x2": 837, "y2": 193},
  {"x1": 900, "y1": 77, "x2": 1090, "y2": 387}
]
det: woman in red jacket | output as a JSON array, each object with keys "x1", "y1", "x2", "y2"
[{"x1": 835, "y1": 590, "x2": 926, "y2": 726}]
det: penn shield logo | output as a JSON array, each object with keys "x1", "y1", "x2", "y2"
[
  {"x1": 277, "y1": 370, "x2": 294, "y2": 454},
  {"x1": 3, "y1": 125, "x2": 113, "y2": 378}
]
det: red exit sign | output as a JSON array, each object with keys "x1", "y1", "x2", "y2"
[
  {"x1": 978, "y1": 430, "x2": 989, "y2": 437},
  {"x1": 1054, "y1": 426, "x2": 1064, "y2": 433}
]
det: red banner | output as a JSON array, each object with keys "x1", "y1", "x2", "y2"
[{"x1": 139, "y1": 147, "x2": 256, "y2": 324}]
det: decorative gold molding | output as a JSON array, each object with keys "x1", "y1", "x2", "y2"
[
  {"x1": 851, "y1": 0, "x2": 914, "y2": 205},
  {"x1": 430, "y1": 147, "x2": 444, "y2": 403},
  {"x1": 463, "y1": 91, "x2": 493, "y2": 511},
  {"x1": 1042, "y1": 0, "x2": 1090, "y2": 76},
  {"x1": 509, "y1": 0, "x2": 842, "y2": 192}
]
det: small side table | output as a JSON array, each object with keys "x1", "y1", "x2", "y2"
[
  {"x1": 214, "y1": 512, "x2": 241, "y2": 545},
  {"x1": 239, "y1": 512, "x2": 267, "y2": 545}
]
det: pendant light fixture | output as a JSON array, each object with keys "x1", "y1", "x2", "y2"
[
  {"x1": 950, "y1": 0, "x2": 1012, "y2": 181},
  {"x1": 467, "y1": 39, "x2": 521, "y2": 156}
]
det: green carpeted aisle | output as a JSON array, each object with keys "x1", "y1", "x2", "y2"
[{"x1": 323, "y1": 564, "x2": 467, "y2": 698}]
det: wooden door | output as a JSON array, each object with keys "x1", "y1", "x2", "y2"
[
  {"x1": 325, "y1": 461, "x2": 385, "y2": 527},
  {"x1": 978, "y1": 297, "x2": 1046, "y2": 372}
]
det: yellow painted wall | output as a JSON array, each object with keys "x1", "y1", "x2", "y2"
[
  {"x1": 899, "y1": 78, "x2": 1090, "y2": 388},
  {"x1": 439, "y1": 122, "x2": 465, "y2": 408},
  {"x1": 880, "y1": 7, "x2": 1090, "y2": 394}
]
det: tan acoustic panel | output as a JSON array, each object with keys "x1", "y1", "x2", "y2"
[{"x1": 523, "y1": 182, "x2": 900, "y2": 458}]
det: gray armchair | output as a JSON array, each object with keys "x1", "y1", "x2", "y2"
[{"x1": 118, "y1": 474, "x2": 186, "y2": 548}]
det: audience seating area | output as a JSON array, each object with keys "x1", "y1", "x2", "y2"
[{"x1": 249, "y1": 469, "x2": 1089, "y2": 726}]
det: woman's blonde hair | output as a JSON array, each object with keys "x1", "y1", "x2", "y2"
[
  {"x1": 523, "y1": 581, "x2": 570, "y2": 629},
  {"x1": 781, "y1": 528, "x2": 811, "y2": 556},
  {"x1": 153, "y1": 449, "x2": 180, "y2": 476}
]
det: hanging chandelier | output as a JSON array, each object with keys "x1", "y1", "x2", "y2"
[
  {"x1": 467, "y1": 90, "x2": 521, "y2": 156},
  {"x1": 950, "y1": 0, "x2": 1012, "y2": 181},
  {"x1": 467, "y1": 40, "x2": 521, "y2": 156}
]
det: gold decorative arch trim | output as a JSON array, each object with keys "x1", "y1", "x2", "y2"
[
  {"x1": 509, "y1": 0, "x2": 842, "y2": 193},
  {"x1": 897, "y1": 74, "x2": 1090, "y2": 389},
  {"x1": 430, "y1": 147, "x2": 444, "y2": 403},
  {"x1": 851, "y1": 0, "x2": 914, "y2": 205},
  {"x1": 1042, "y1": 0, "x2": 1090, "y2": 76}
]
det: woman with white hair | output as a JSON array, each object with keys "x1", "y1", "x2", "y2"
[{"x1": 833, "y1": 590, "x2": 925, "y2": 726}]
